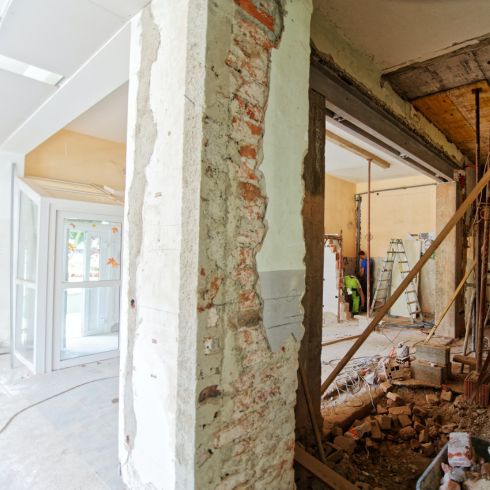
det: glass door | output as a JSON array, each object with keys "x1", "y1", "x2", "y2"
[
  {"x1": 13, "y1": 191, "x2": 39, "y2": 369},
  {"x1": 53, "y1": 213, "x2": 122, "y2": 369}
]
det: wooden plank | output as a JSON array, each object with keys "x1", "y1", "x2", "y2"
[
  {"x1": 299, "y1": 363, "x2": 326, "y2": 463},
  {"x1": 325, "y1": 130, "x2": 390, "y2": 169},
  {"x1": 321, "y1": 166, "x2": 490, "y2": 395},
  {"x1": 322, "y1": 335, "x2": 360, "y2": 347},
  {"x1": 294, "y1": 445, "x2": 357, "y2": 490}
]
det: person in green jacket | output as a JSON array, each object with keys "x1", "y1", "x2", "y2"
[{"x1": 344, "y1": 275, "x2": 365, "y2": 315}]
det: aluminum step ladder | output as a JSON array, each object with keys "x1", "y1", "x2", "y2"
[{"x1": 370, "y1": 238, "x2": 422, "y2": 322}]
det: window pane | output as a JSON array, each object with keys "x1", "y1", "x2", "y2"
[
  {"x1": 15, "y1": 285, "x2": 35, "y2": 363},
  {"x1": 17, "y1": 192, "x2": 38, "y2": 282},
  {"x1": 64, "y1": 219, "x2": 121, "y2": 282},
  {"x1": 61, "y1": 286, "x2": 120, "y2": 360}
]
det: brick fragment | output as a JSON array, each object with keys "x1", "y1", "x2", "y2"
[
  {"x1": 388, "y1": 405, "x2": 412, "y2": 416},
  {"x1": 398, "y1": 414, "x2": 412, "y2": 428},
  {"x1": 333, "y1": 435, "x2": 356, "y2": 455},
  {"x1": 399, "y1": 426, "x2": 417, "y2": 440}
]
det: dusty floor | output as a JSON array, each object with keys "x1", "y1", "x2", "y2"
[{"x1": 0, "y1": 355, "x2": 122, "y2": 489}]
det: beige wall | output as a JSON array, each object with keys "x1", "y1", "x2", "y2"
[
  {"x1": 324, "y1": 174, "x2": 356, "y2": 257},
  {"x1": 25, "y1": 129, "x2": 126, "y2": 190},
  {"x1": 357, "y1": 175, "x2": 436, "y2": 257}
]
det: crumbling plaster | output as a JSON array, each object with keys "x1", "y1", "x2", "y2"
[
  {"x1": 120, "y1": 0, "x2": 313, "y2": 489},
  {"x1": 310, "y1": 9, "x2": 466, "y2": 168}
]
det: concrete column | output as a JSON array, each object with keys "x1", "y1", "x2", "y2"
[
  {"x1": 120, "y1": 1, "x2": 312, "y2": 489},
  {"x1": 435, "y1": 182, "x2": 464, "y2": 338}
]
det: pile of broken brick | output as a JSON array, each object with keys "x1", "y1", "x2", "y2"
[{"x1": 329, "y1": 382, "x2": 455, "y2": 460}]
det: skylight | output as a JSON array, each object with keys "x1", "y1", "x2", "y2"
[{"x1": 0, "y1": 53, "x2": 63, "y2": 86}]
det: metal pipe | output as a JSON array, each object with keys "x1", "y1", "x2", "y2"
[
  {"x1": 473, "y1": 87, "x2": 483, "y2": 371},
  {"x1": 367, "y1": 159, "x2": 372, "y2": 317},
  {"x1": 355, "y1": 194, "x2": 362, "y2": 276},
  {"x1": 356, "y1": 182, "x2": 436, "y2": 197}
]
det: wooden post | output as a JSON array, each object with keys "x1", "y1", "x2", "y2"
[{"x1": 321, "y1": 167, "x2": 490, "y2": 395}]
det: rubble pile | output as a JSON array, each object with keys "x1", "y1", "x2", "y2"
[{"x1": 320, "y1": 383, "x2": 490, "y2": 489}]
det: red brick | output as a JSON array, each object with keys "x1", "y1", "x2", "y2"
[{"x1": 234, "y1": 0, "x2": 275, "y2": 32}]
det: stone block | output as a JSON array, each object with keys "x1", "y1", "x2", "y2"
[
  {"x1": 411, "y1": 360, "x2": 446, "y2": 384},
  {"x1": 415, "y1": 344, "x2": 450, "y2": 366}
]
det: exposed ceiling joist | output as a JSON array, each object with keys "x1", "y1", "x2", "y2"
[
  {"x1": 384, "y1": 35, "x2": 490, "y2": 101},
  {"x1": 325, "y1": 130, "x2": 390, "y2": 169}
]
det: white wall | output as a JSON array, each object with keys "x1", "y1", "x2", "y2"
[{"x1": 0, "y1": 151, "x2": 24, "y2": 351}]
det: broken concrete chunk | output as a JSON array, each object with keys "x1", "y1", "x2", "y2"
[
  {"x1": 426, "y1": 393, "x2": 440, "y2": 405},
  {"x1": 398, "y1": 414, "x2": 412, "y2": 428},
  {"x1": 333, "y1": 435, "x2": 357, "y2": 455},
  {"x1": 399, "y1": 426, "x2": 417, "y2": 440},
  {"x1": 380, "y1": 381, "x2": 392, "y2": 393},
  {"x1": 448, "y1": 432, "x2": 472, "y2": 467},
  {"x1": 386, "y1": 392, "x2": 402, "y2": 403},
  {"x1": 421, "y1": 442, "x2": 435, "y2": 456},
  {"x1": 388, "y1": 405, "x2": 412, "y2": 416},
  {"x1": 419, "y1": 429, "x2": 430, "y2": 443},
  {"x1": 441, "y1": 389, "x2": 453, "y2": 402}
]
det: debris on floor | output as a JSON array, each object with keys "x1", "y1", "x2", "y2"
[{"x1": 320, "y1": 384, "x2": 490, "y2": 489}]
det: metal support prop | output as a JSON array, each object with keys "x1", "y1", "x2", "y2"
[
  {"x1": 473, "y1": 87, "x2": 484, "y2": 372},
  {"x1": 321, "y1": 167, "x2": 490, "y2": 395},
  {"x1": 367, "y1": 159, "x2": 372, "y2": 317},
  {"x1": 355, "y1": 194, "x2": 362, "y2": 276}
]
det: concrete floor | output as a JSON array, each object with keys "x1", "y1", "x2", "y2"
[
  {"x1": 0, "y1": 355, "x2": 122, "y2": 489},
  {"x1": 321, "y1": 312, "x2": 428, "y2": 382}
]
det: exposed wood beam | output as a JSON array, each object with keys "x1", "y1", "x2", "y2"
[
  {"x1": 326, "y1": 130, "x2": 390, "y2": 169},
  {"x1": 294, "y1": 445, "x2": 357, "y2": 490}
]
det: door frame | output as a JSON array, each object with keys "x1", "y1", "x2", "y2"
[{"x1": 51, "y1": 207, "x2": 123, "y2": 371}]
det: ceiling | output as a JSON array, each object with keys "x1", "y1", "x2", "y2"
[
  {"x1": 0, "y1": 0, "x2": 147, "y2": 146},
  {"x1": 325, "y1": 121, "x2": 424, "y2": 184},
  {"x1": 66, "y1": 82, "x2": 128, "y2": 144},
  {"x1": 314, "y1": 0, "x2": 490, "y2": 73},
  {"x1": 413, "y1": 80, "x2": 490, "y2": 164}
]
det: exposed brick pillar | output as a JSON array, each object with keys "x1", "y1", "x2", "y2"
[
  {"x1": 121, "y1": 1, "x2": 312, "y2": 489},
  {"x1": 296, "y1": 88, "x2": 326, "y2": 442}
]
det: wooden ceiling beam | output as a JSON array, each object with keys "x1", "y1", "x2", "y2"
[{"x1": 325, "y1": 129, "x2": 391, "y2": 169}]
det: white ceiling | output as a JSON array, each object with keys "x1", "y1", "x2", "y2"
[
  {"x1": 0, "y1": 0, "x2": 147, "y2": 145},
  {"x1": 66, "y1": 82, "x2": 128, "y2": 143},
  {"x1": 314, "y1": 0, "x2": 490, "y2": 72},
  {"x1": 325, "y1": 120, "x2": 423, "y2": 184}
]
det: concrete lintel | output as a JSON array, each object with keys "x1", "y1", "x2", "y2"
[{"x1": 310, "y1": 62, "x2": 459, "y2": 182}]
